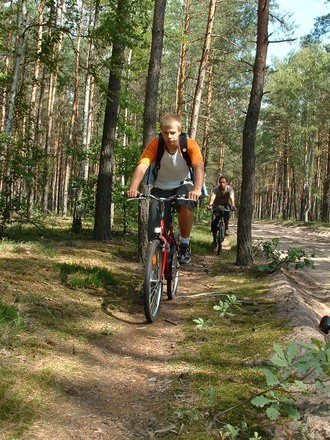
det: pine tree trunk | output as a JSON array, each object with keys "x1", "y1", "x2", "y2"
[
  {"x1": 63, "y1": 4, "x2": 83, "y2": 216},
  {"x1": 26, "y1": 0, "x2": 44, "y2": 217},
  {"x1": 42, "y1": 0, "x2": 64, "y2": 215},
  {"x1": 189, "y1": 0, "x2": 216, "y2": 139},
  {"x1": 202, "y1": 61, "x2": 214, "y2": 170},
  {"x1": 93, "y1": 1, "x2": 125, "y2": 240},
  {"x1": 138, "y1": 0, "x2": 166, "y2": 261},
  {"x1": 78, "y1": 3, "x2": 98, "y2": 203},
  {"x1": 4, "y1": 0, "x2": 27, "y2": 134},
  {"x1": 176, "y1": 0, "x2": 191, "y2": 116},
  {"x1": 236, "y1": 0, "x2": 269, "y2": 266},
  {"x1": 321, "y1": 132, "x2": 330, "y2": 221}
]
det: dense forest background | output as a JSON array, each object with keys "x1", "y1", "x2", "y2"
[{"x1": 1, "y1": 0, "x2": 329, "y2": 238}]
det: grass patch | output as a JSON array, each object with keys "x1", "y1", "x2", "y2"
[
  {"x1": 0, "y1": 217, "x2": 317, "y2": 439},
  {"x1": 58, "y1": 262, "x2": 119, "y2": 289},
  {"x1": 0, "y1": 218, "x2": 140, "y2": 437},
  {"x1": 165, "y1": 225, "x2": 291, "y2": 438},
  {"x1": 0, "y1": 302, "x2": 23, "y2": 340}
]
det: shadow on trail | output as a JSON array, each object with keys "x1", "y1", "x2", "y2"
[{"x1": 101, "y1": 304, "x2": 147, "y2": 325}]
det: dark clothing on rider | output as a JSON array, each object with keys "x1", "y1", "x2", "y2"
[
  {"x1": 211, "y1": 184, "x2": 234, "y2": 206},
  {"x1": 210, "y1": 184, "x2": 234, "y2": 238}
]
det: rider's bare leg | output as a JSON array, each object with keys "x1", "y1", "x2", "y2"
[{"x1": 178, "y1": 205, "x2": 193, "y2": 239}]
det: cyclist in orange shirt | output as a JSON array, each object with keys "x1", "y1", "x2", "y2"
[{"x1": 127, "y1": 114, "x2": 204, "y2": 264}]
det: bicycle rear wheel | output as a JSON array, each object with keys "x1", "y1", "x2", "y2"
[
  {"x1": 167, "y1": 244, "x2": 179, "y2": 300},
  {"x1": 217, "y1": 220, "x2": 225, "y2": 255},
  {"x1": 144, "y1": 239, "x2": 163, "y2": 323}
]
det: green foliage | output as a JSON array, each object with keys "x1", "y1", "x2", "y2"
[
  {"x1": 213, "y1": 295, "x2": 243, "y2": 317},
  {"x1": 174, "y1": 407, "x2": 201, "y2": 421},
  {"x1": 58, "y1": 263, "x2": 119, "y2": 289},
  {"x1": 219, "y1": 423, "x2": 262, "y2": 440},
  {"x1": 0, "y1": 302, "x2": 22, "y2": 337},
  {"x1": 193, "y1": 295, "x2": 243, "y2": 328},
  {"x1": 192, "y1": 317, "x2": 212, "y2": 328},
  {"x1": 257, "y1": 238, "x2": 314, "y2": 273},
  {"x1": 251, "y1": 339, "x2": 330, "y2": 421}
]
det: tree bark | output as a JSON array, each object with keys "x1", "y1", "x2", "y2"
[
  {"x1": 93, "y1": 0, "x2": 125, "y2": 240},
  {"x1": 236, "y1": 0, "x2": 269, "y2": 266},
  {"x1": 321, "y1": 131, "x2": 330, "y2": 221},
  {"x1": 176, "y1": 0, "x2": 191, "y2": 116},
  {"x1": 201, "y1": 61, "x2": 214, "y2": 171},
  {"x1": 189, "y1": 0, "x2": 216, "y2": 140},
  {"x1": 79, "y1": 3, "x2": 97, "y2": 201},
  {"x1": 4, "y1": 0, "x2": 27, "y2": 134},
  {"x1": 138, "y1": 0, "x2": 166, "y2": 261},
  {"x1": 42, "y1": 0, "x2": 64, "y2": 215},
  {"x1": 63, "y1": 4, "x2": 83, "y2": 216}
]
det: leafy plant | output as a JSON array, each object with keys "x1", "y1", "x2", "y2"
[
  {"x1": 174, "y1": 408, "x2": 200, "y2": 421},
  {"x1": 213, "y1": 295, "x2": 243, "y2": 317},
  {"x1": 219, "y1": 422, "x2": 262, "y2": 439},
  {"x1": 101, "y1": 323, "x2": 114, "y2": 335},
  {"x1": 251, "y1": 339, "x2": 330, "y2": 420},
  {"x1": 257, "y1": 238, "x2": 314, "y2": 273},
  {"x1": 193, "y1": 317, "x2": 212, "y2": 328}
]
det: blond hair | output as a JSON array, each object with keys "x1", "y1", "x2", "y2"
[{"x1": 160, "y1": 113, "x2": 182, "y2": 131}]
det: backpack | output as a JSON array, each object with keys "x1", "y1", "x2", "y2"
[
  {"x1": 145, "y1": 133, "x2": 208, "y2": 198},
  {"x1": 154, "y1": 132, "x2": 191, "y2": 178}
]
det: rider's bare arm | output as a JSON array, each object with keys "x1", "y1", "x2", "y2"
[
  {"x1": 208, "y1": 193, "x2": 216, "y2": 208},
  {"x1": 230, "y1": 193, "x2": 236, "y2": 210},
  {"x1": 189, "y1": 162, "x2": 204, "y2": 201},
  {"x1": 127, "y1": 163, "x2": 149, "y2": 198}
]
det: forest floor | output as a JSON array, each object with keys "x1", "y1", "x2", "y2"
[
  {"x1": 1, "y1": 220, "x2": 329, "y2": 440},
  {"x1": 251, "y1": 222, "x2": 330, "y2": 439}
]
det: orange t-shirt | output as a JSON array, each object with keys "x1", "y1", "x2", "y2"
[
  {"x1": 138, "y1": 136, "x2": 204, "y2": 190},
  {"x1": 138, "y1": 136, "x2": 204, "y2": 167}
]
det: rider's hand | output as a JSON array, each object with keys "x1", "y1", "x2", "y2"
[
  {"x1": 126, "y1": 189, "x2": 140, "y2": 198},
  {"x1": 188, "y1": 190, "x2": 201, "y2": 202}
]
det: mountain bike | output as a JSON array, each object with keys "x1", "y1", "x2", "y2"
[
  {"x1": 127, "y1": 194, "x2": 192, "y2": 323},
  {"x1": 212, "y1": 205, "x2": 232, "y2": 255}
]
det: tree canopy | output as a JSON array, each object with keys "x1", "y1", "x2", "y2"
[{"x1": 0, "y1": 0, "x2": 329, "y2": 239}]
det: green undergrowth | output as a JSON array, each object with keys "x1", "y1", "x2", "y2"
[
  {"x1": 0, "y1": 218, "x2": 140, "y2": 437},
  {"x1": 0, "y1": 217, "x2": 311, "y2": 439},
  {"x1": 165, "y1": 239, "x2": 291, "y2": 439}
]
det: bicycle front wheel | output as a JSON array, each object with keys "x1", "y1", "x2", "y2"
[
  {"x1": 217, "y1": 220, "x2": 225, "y2": 255},
  {"x1": 167, "y1": 244, "x2": 179, "y2": 300},
  {"x1": 144, "y1": 239, "x2": 164, "y2": 323}
]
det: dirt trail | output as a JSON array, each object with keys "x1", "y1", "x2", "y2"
[
  {"x1": 20, "y1": 222, "x2": 329, "y2": 440},
  {"x1": 252, "y1": 222, "x2": 330, "y2": 440},
  {"x1": 252, "y1": 222, "x2": 330, "y2": 327}
]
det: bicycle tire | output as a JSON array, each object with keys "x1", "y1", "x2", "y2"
[
  {"x1": 217, "y1": 220, "x2": 225, "y2": 255},
  {"x1": 144, "y1": 239, "x2": 163, "y2": 323},
  {"x1": 167, "y1": 244, "x2": 179, "y2": 300}
]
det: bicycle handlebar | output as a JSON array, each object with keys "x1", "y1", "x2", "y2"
[
  {"x1": 210, "y1": 204, "x2": 234, "y2": 212},
  {"x1": 126, "y1": 194, "x2": 196, "y2": 203}
]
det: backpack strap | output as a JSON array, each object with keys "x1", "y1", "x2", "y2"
[
  {"x1": 153, "y1": 132, "x2": 192, "y2": 180},
  {"x1": 152, "y1": 133, "x2": 165, "y2": 179},
  {"x1": 178, "y1": 133, "x2": 192, "y2": 167}
]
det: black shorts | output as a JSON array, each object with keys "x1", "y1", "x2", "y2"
[
  {"x1": 148, "y1": 185, "x2": 195, "y2": 240},
  {"x1": 211, "y1": 204, "x2": 231, "y2": 232}
]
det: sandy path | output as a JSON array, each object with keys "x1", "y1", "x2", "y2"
[{"x1": 252, "y1": 221, "x2": 330, "y2": 440}]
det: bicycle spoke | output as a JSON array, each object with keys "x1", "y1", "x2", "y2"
[
  {"x1": 144, "y1": 240, "x2": 163, "y2": 323},
  {"x1": 167, "y1": 244, "x2": 179, "y2": 300}
]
